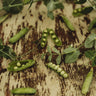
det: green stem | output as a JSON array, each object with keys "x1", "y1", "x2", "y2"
[
  {"x1": 0, "y1": 50, "x2": 15, "y2": 61},
  {"x1": 77, "y1": 43, "x2": 84, "y2": 49},
  {"x1": 0, "y1": 3, "x2": 24, "y2": 11},
  {"x1": 17, "y1": 48, "x2": 38, "y2": 59},
  {"x1": 0, "y1": 0, "x2": 43, "y2": 11},
  {"x1": 17, "y1": 40, "x2": 40, "y2": 59}
]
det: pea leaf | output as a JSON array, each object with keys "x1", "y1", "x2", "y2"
[
  {"x1": 43, "y1": 0, "x2": 50, "y2": 6},
  {"x1": 92, "y1": 57, "x2": 96, "y2": 67},
  {"x1": 44, "y1": 0, "x2": 64, "y2": 19},
  {"x1": 3, "y1": 0, "x2": 23, "y2": 14},
  {"x1": 47, "y1": 0, "x2": 56, "y2": 12},
  {"x1": 65, "y1": 50, "x2": 80, "y2": 63},
  {"x1": 85, "y1": 50, "x2": 95, "y2": 59},
  {"x1": 0, "y1": 39, "x2": 3, "y2": 45},
  {"x1": 47, "y1": 11, "x2": 54, "y2": 20},
  {"x1": 63, "y1": 47, "x2": 77, "y2": 54},
  {"x1": 56, "y1": 55, "x2": 61, "y2": 65},
  {"x1": 52, "y1": 47, "x2": 60, "y2": 54},
  {"x1": 95, "y1": 40, "x2": 96, "y2": 50},
  {"x1": 0, "y1": 45, "x2": 16, "y2": 60},
  {"x1": 84, "y1": 33, "x2": 96, "y2": 48},
  {"x1": 88, "y1": 18, "x2": 96, "y2": 31},
  {"x1": 55, "y1": 3, "x2": 64, "y2": 9}
]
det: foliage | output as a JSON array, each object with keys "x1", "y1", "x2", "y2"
[
  {"x1": 43, "y1": 0, "x2": 64, "y2": 19},
  {"x1": 84, "y1": 33, "x2": 96, "y2": 50},
  {"x1": 65, "y1": 50, "x2": 80, "y2": 63},
  {"x1": 0, "y1": 38, "x2": 16, "y2": 60},
  {"x1": 2, "y1": 0, "x2": 23, "y2": 14}
]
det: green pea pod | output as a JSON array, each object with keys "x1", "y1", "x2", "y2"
[
  {"x1": 82, "y1": 68, "x2": 93, "y2": 95},
  {"x1": 88, "y1": 18, "x2": 96, "y2": 31},
  {"x1": 46, "y1": 62, "x2": 68, "y2": 78},
  {"x1": 9, "y1": 28, "x2": 29, "y2": 43},
  {"x1": 73, "y1": 6, "x2": 93, "y2": 17},
  {"x1": 0, "y1": 14, "x2": 9, "y2": 24},
  {"x1": 48, "y1": 29, "x2": 62, "y2": 46},
  {"x1": 11, "y1": 88, "x2": 36, "y2": 95},
  {"x1": 74, "y1": 0, "x2": 87, "y2": 4},
  {"x1": 60, "y1": 15, "x2": 75, "y2": 31},
  {"x1": 40, "y1": 29, "x2": 49, "y2": 48},
  {"x1": 7, "y1": 59, "x2": 35, "y2": 72}
]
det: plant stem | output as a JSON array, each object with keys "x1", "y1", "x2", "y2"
[
  {"x1": 17, "y1": 48, "x2": 38, "y2": 59},
  {"x1": 0, "y1": 0, "x2": 43, "y2": 11},
  {"x1": 17, "y1": 39, "x2": 40, "y2": 59},
  {"x1": 0, "y1": 50, "x2": 15, "y2": 61},
  {"x1": 77, "y1": 43, "x2": 84, "y2": 49}
]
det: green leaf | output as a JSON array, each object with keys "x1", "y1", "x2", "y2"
[
  {"x1": 0, "y1": 39, "x2": 3, "y2": 45},
  {"x1": 84, "y1": 33, "x2": 96, "y2": 48},
  {"x1": 48, "y1": 54, "x2": 52, "y2": 62},
  {"x1": 52, "y1": 47, "x2": 60, "y2": 54},
  {"x1": 0, "y1": 45, "x2": 16, "y2": 60},
  {"x1": 92, "y1": 57, "x2": 96, "y2": 67},
  {"x1": 47, "y1": 45, "x2": 51, "y2": 54},
  {"x1": 47, "y1": 0, "x2": 56, "y2": 12},
  {"x1": 95, "y1": 40, "x2": 96, "y2": 50},
  {"x1": 55, "y1": 3, "x2": 64, "y2": 9},
  {"x1": 0, "y1": 39, "x2": 4, "y2": 49},
  {"x1": 47, "y1": 11, "x2": 54, "y2": 20},
  {"x1": 65, "y1": 50, "x2": 80, "y2": 63},
  {"x1": 3, "y1": 0, "x2": 23, "y2": 14},
  {"x1": 85, "y1": 50, "x2": 95, "y2": 59},
  {"x1": 46, "y1": 0, "x2": 64, "y2": 12},
  {"x1": 88, "y1": 18, "x2": 96, "y2": 31},
  {"x1": 63, "y1": 47, "x2": 77, "y2": 54},
  {"x1": 43, "y1": 0, "x2": 50, "y2": 6},
  {"x1": 56, "y1": 55, "x2": 61, "y2": 65},
  {"x1": 44, "y1": 0, "x2": 64, "y2": 19}
]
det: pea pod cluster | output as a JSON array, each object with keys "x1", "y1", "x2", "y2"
[
  {"x1": 40, "y1": 29, "x2": 62, "y2": 48},
  {"x1": 73, "y1": 6, "x2": 93, "y2": 17},
  {"x1": 7, "y1": 59, "x2": 35, "y2": 72},
  {"x1": 40, "y1": 29, "x2": 49, "y2": 48},
  {"x1": 48, "y1": 29, "x2": 62, "y2": 46},
  {"x1": 11, "y1": 88, "x2": 36, "y2": 95},
  {"x1": 46, "y1": 62, "x2": 68, "y2": 78},
  {"x1": 82, "y1": 68, "x2": 93, "y2": 95},
  {"x1": 9, "y1": 28, "x2": 29, "y2": 43}
]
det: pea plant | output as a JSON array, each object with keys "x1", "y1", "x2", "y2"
[
  {"x1": 0, "y1": 0, "x2": 96, "y2": 95},
  {"x1": 0, "y1": 39, "x2": 16, "y2": 61}
]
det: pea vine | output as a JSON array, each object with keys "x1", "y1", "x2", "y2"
[{"x1": 0, "y1": 0, "x2": 96, "y2": 95}]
